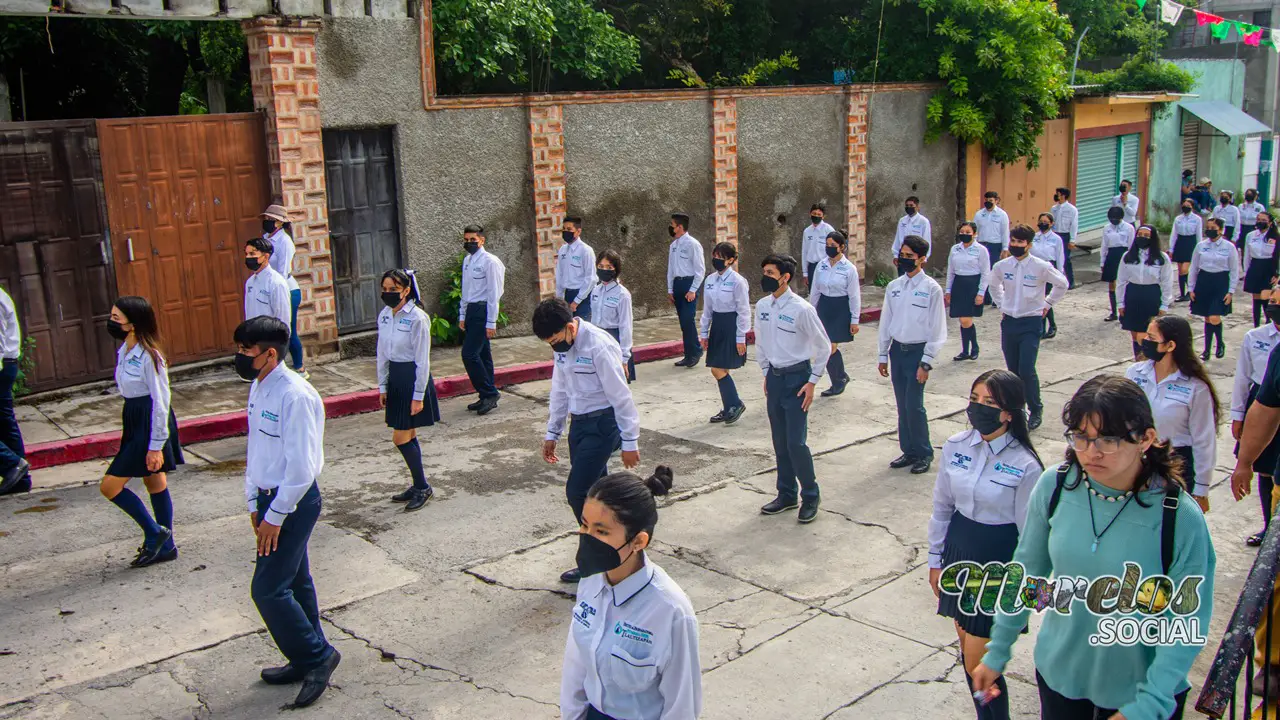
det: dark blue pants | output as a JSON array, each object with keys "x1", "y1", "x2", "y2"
[
  {"x1": 587, "y1": 706, "x2": 617, "y2": 720},
  {"x1": 564, "y1": 289, "x2": 592, "y2": 323},
  {"x1": 252, "y1": 482, "x2": 333, "y2": 671},
  {"x1": 461, "y1": 302, "x2": 497, "y2": 399},
  {"x1": 766, "y1": 366, "x2": 819, "y2": 503},
  {"x1": 1001, "y1": 315, "x2": 1044, "y2": 416},
  {"x1": 567, "y1": 410, "x2": 621, "y2": 523},
  {"x1": 1036, "y1": 670, "x2": 1187, "y2": 720},
  {"x1": 672, "y1": 276, "x2": 701, "y2": 361},
  {"x1": 806, "y1": 262, "x2": 818, "y2": 285},
  {"x1": 889, "y1": 341, "x2": 931, "y2": 459},
  {"x1": 288, "y1": 289, "x2": 304, "y2": 370},
  {"x1": 1059, "y1": 232, "x2": 1074, "y2": 288},
  {"x1": 0, "y1": 359, "x2": 24, "y2": 473}
]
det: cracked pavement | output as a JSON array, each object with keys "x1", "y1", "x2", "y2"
[{"x1": 0, "y1": 278, "x2": 1268, "y2": 718}]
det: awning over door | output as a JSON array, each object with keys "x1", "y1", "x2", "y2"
[{"x1": 1179, "y1": 101, "x2": 1270, "y2": 137}]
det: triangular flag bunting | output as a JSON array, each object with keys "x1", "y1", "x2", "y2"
[
  {"x1": 1209, "y1": 19, "x2": 1233, "y2": 39},
  {"x1": 1160, "y1": 0, "x2": 1184, "y2": 25},
  {"x1": 1195, "y1": 9, "x2": 1224, "y2": 25},
  {"x1": 1266, "y1": 29, "x2": 1280, "y2": 51},
  {"x1": 1245, "y1": 28, "x2": 1264, "y2": 46},
  {"x1": 1136, "y1": 0, "x2": 1147, "y2": 8}
]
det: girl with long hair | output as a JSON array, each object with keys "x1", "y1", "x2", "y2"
[
  {"x1": 945, "y1": 221, "x2": 990, "y2": 361},
  {"x1": 1243, "y1": 210, "x2": 1279, "y2": 327},
  {"x1": 1188, "y1": 218, "x2": 1239, "y2": 360},
  {"x1": 591, "y1": 249, "x2": 636, "y2": 383},
  {"x1": 929, "y1": 369, "x2": 1043, "y2": 720},
  {"x1": 1116, "y1": 225, "x2": 1175, "y2": 360},
  {"x1": 102, "y1": 296, "x2": 184, "y2": 568}
]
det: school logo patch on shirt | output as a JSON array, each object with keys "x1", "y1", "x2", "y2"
[
  {"x1": 1253, "y1": 339, "x2": 1274, "y2": 352},
  {"x1": 575, "y1": 356, "x2": 594, "y2": 366},
  {"x1": 949, "y1": 452, "x2": 972, "y2": 470},
  {"x1": 1003, "y1": 272, "x2": 1015, "y2": 280},
  {"x1": 574, "y1": 601, "x2": 596, "y2": 629},
  {"x1": 1166, "y1": 383, "x2": 1192, "y2": 402},
  {"x1": 993, "y1": 462, "x2": 1025, "y2": 480},
  {"x1": 605, "y1": 296, "x2": 620, "y2": 307},
  {"x1": 397, "y1": 317, "x2": 413, "y2": 330},
  {"x1": 260, "y1": 409, "x2": 279, "y2": 422},
  {"x1": 779, "y1": 314, "x2": 795, "y2": 324},
  {"x1": 614, "y1": 621, "x2": 654, "y2": 645},
  {"x1": 760, "y1": 311, "x2": 770, "y2": 321},
  {"x1": 890, "y1": 289, "x2": 902, "y2": 299},
  {"x1": 127, "y1": 355, "x2": 143, "y2": 368}
]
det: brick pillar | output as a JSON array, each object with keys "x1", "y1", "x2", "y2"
[
  {"x1": 712, "y1": 97, "x2": 739, "y2": 246},
  {"x1": 243, "y1": 17, "x2": 338, "y2": 357},
  {"x1": 845, "y1": 91, "x2": 870, "y2": 276},
  {"x1": 529, "y1": 104, "x2": 568, "y2": 299}
]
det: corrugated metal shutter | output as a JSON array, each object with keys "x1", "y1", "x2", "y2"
[
  {"x1": 1076, "y1": 137, "x2": 1119, "y2": 230},
  {"x1": 1119, "y1": 134, "x2": 1140, "y2": 193},
  {"x1": 1182, "y1": 120, "x2": 1200, "y2": 174}
]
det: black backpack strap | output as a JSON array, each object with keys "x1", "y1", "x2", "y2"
[
  {"x1": 1047, "y1": 462, "x2": 1072, "y2": 519},
  {"x1": 1161, "y1": 483, "x2": 1180, "y2": 576}
]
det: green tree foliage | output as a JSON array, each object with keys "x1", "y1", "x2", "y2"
[{"x1": 1055, "y1": 0, "x2": 1169, "y2": 60}]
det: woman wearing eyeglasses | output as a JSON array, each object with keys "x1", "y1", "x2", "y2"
[{"x1": 972, "y1": 375, "x2": 1215, "y2": 720}]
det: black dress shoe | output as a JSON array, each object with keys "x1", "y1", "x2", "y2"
[
  {"x1": 293, "y1": 649, "x2": 341, "y2": 708},
  {"x1": 821, "y1": 382, "x2": 847, "y2": 397},
  {"x1": 910, "y1": 458, "x2": 933, "y2": 474},
  {"x1": 798, "y1": 500, "x2": 820, "y2": 524},
  {"x1": 1104, "y1": 313, "x2": 1117, "y2": 322},
  {"x1": 709, "y1": 410, "x2": 727, "y2": 423},
  {"x1": 560, "y1": 567, "x2": 582, "y2": 583},
  {"x1": 969, "y1": 349, "x2": 979, "y2": 361},
  {"x1": 467, "y1": 398, "x2": 485, "y2": 411},
  {"x1": 130, "y1": 527, "x2": 174, "y2": 568},
  {"x1": 405, "y1": 487, "x2": 433, "y2": 512},
  {"x1": 953, "y1": 351, "x2": 970, "y2": 361},
  {"x1": 476, "y1": 397, "x2": 499, "y2": 416},
  {"x1": 0, "y1": 459, "x2": 30, "y2": 494},
  {"x1": 760, "y1": 497, "x2": 798, "y2": 515},
  {"x1": 1216, "y1": 344, "x2": 1226, "y2": 359},
  {"x1": 1200, "y1": 349, "x2": 1211, "y2": 361},
  {"x1": 262, "y1": 664, "x2": 306, "y2": 685},
  {"x1": 889, "y1": 454, "x2": 916, "y2": 469},
  {"x1": 0, "y1": 473, "x2": 31, "y2": 496},
  {"x1": 391, "y1": 487, "x2": 415, "y2": 503},
  {"x1": 1028, "y1": 414, "x2": 1043, "y2": 431},
  {"x1": 674, "y1": 357, "x2": 693, "y2": 367},
  {"x1": 723, "y1": 404, "x2": 746, "y2": 425},
  {"x1": 1043, "y1": 328, "x2": 1057, "y2": 339}
]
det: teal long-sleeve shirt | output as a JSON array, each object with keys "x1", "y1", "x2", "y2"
[{"x1": 981, "y1": 466, "x2": 1216, "y2": 720}]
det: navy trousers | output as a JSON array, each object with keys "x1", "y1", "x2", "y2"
[
  {"x1": 288, "y1": 289, "x2": 304, "y2": 370},
  {"x1": 252, "y1": 482, "x2": 334, "y2": 671},
  {"x1": 461, "y1": 302, "x2": 497, "y2": 399},
  {"x1": 1001, "y1": 315, "x2": 1044, "y2": 416},
  {"x1": 889, "y1": 341, "x2": 931, "y2": 459},
  {"x1": 564, "y1": 289, "x2": 592, "y2": 322},
  {"x1": 1059, "y1": 232, "x2": 1075, "y2": 288},
  {"x1": 766, "y1": 365, "x2": 820, "y2": 504},
  {"x1": 806, "y1": 262, "x2": 818, "y2": 285},
  {"x1": 672, "y1": 276, "x2": 701, "y2": 362},
  {"x1": 566, "y1": 409, "x2": 621, "y2": 523},
  {"x1": 1036, "y1": 671, "x2": 1187, "y2": 720},
  {"x1": 0, "y1": 359, "x2": 24, "y2": 473}
]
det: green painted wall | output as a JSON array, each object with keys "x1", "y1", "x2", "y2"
[{"x1": 1148, "y1": 59, "x2": 1247, "y2": 227}]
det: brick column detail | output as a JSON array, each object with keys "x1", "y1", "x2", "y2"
[
  {"x1": 712, "y1": 97, "x2": 739, "y2": 246},
  {"x1": 530, "y1": 104, "x2": 568, "y2": 299},
  {"x1": 243, "y1": 17, "x2": 338, "y2": 356},
  {"x1": 845, "y1": 91, "x2": 870, "y2": 276}
]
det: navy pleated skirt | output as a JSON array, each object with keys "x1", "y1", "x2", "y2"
[
  {"x1": 1238, "y1": 385, "x2": 1280, "y2": 476},
  {"x1": 107, "y1": 396, "x2": 184, "y2": 478},
  {"x1": 816, "y1": 294, "x2": 854, "y2": 342},
  {"x1": 1172, "y1": 234, "x2": 1197, "y2": 263},
  {"x1": 385, "y1": 361, "x2": 440, "y2": 430},
  {"x1": 604, "y1": 327, "x2": 636, "y2": 383},
  {"x1": 981, "y1": 242, "x2": 1003, "y2": 306},
  {"x1": 706, "y1": 311, "x2": 746, "y2": 369},
  {"x1": 1101, "y1": 247, "x2": 1127, "y2": 282},
  {"x1": 1190, "y1": 270, "x2": 1232, "y2": 317},
  {"x1": 1245, "y1": 255, "x2": 1278, "y2": 294},
  {"x1": 936, "y1": 511, "x2": 1024, "y2": 638},
  {"x1": 949, "y1": 273, "x2": 984, "y2": 318},
  {"x1": 1120, "y1": 282, "x2": 1162, "y2": 332}
]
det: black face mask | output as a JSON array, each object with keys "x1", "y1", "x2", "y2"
[
  {"x1": 1182, "y1": 206, "x2": 1193, "y2": 214},
  {"x1": 896, "y1": 257, "x2": 917, "y2": 272},
  {"x1": 1008, "y1": 245, "x2": 1027, "y2": 257},
  {"x1": 1221, "y1": 198, "x2": 1230, "y2": 206},
  {"x1": 1140, "y1": 339, "x2": 1167, "y2": 362},
  {"x1": 1268, "y1": 305, "x2": 1280, "y2": 326},
  {"x1": 712, "y1": 257, "x2": 727, "y2": 272},
  {"x1": 1109, "y1": 217, "x2": 1122, "y2": 226},
  {"x1": 825, "y1": 245, "x2": 840, "y2": 258},
  {"x1": 551, "y1": 338, "x2": 573, "y2": 353},
  {"x1": 262, "y1": 219, "x2": 277, "y2": 235},
  {"x1": 245, "y1": 257, "x2": 261, "y2": 271},
  {"x1": 381, "y1": 291, "x2": 403, "y2": 308},
  {"x1": 905, "y1": 206, "x2": 917, "y2": 216},
  {"x1": 1037, "y1": 223, "x2": 1050, "y2": 232},
  {"x1": 761, "y1": 275, "x2": 781, "y2": 293},
  {"x1": 668, "y1": 226, "x2": 676, "y2": 237},
  {"x1": 810, "y1": 215, "x2": 822, "y2": 225},
  {"x1": 464, "y1": 241, "x2": 479, "y2": 255},
  {"x1": 575, "y1": 532, "x2": 633, "y2": 578},
  {"x1": 984, "y1": 201, "x2": 994, "y2": 210},
  {"x1": 1119, "y1": 186, "x2": 1128, "y2": 194},
  {"x1": 234, "y1": 352, "x2": 263, "y2": 381},
  {"x1": 966, "y1": 402, "x2": 1005, "y2": 435},
  {"x1": 562, "y1": 230, "x2": 576, "y2": 243},
  {"x1": 596, "y1": 269, "x2": 616, "y2": 284},
  {"x1": 1258, "y1": 223, "x2": 1271, "y2": 233},
  {"x1": 1135, "y1": 236, "x2": 1151, "y2": 248},
  {"x1": 1206, "y1": 229, "x2": 1221, "y2": 239},
  {"x1": 957, "y1": 233, "x2": 973, "y2": 244},
  {"x1": 106, "y1": 319, "x2": 128, "y2": 341},
  {"x1": 1247, "y1": 194, "x2": 1258, "y2": 203}
]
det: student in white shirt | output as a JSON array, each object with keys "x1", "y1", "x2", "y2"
[
  {"x1": 700, "y1": 242, "x2": 750, "y2": 423},
  {"x1": 1240, "y1": 188, "x2": 1268, "y2": 231},
  {"x1": 757, "y1": 253, "x2": 831, "y2": 523},
  {"x1": 946, "y1": 222, "x2": 990, "y2": 362},
  {"x1": 1188, "y1": 219, "x2": 1240, "y2": 360},
  {"x1": 234, "y1": 315, "x2": 340, "y2": 708},
  {"x1": 801, "y1": 203, "x2": 836, "y2": 286},
  {"x1": 1112, "y1": 180, "x2": 1140, "y2": 225},
  {"x1": 893, "y1": 196, "x2": 933, "y2": 276},
  {"x1": 879, "y1": 235, "x2": 947, "y2": 475},
  {"x1": 561, "y1": 467, "x2": 702, "y2": 720},
  {"x1": 1243, "y1": 211, "x2": 1279, "y2": 327},
  {"x1": 377, "y1": 269, "x2": 439, "y2": 513},
  {"x1": 1213, "y1": 191, "x2": 1242, "y2": 247},
  {"x1": 1116, "y1": 226, "x2": 1176, "y2": 361},
  {"x1": 244, "y1": 238, "x2": 292, "y2": 330},
  {"x1": 929, "y1": 369, "x2": 1044, "y2": 720},
  {"x1": 1051, "y1": 187, "x2": 1078, "y2": 288},
  {"x1": 1126, "y1": 315, "x2": 1217, "y2": 514},
  {"x1": 1031, "y1": 213, "x2": 1066, "y2": 340},
  {"x1": 667, "y1": 212, "x2": 706, "y2": 367},
  {"x1": 261, "y1": 204, "x2": 307, "y2": 379},
  {"x1": 1171, "y1": 199, "x2": 1204, "y2": 301},
  {"x1": 1233, "y1": 290, "x2": 1280, "y2": 546},
  {"x1": 536, "y1": 298, "x2": 642, "y2": 583},
  {"x1": 808, "y1": 230, "x2": 861, "y2": 396},
  {"x1": 100, "y1": 296, "x2": 184, "y2": 569},
  {"x1": 0, "y1": 285, "x2": 28, "y2": 495},
  {"x1": 557, "y1": 216, "x2": 596, "y2": 321},
  {"x1": 459, "y1": 224, "x2": 506, "y2": 415},
  {"x1": 592, "y1": 249, "x2": 636, "y2": 384},
  {"x1": 974, "y1": 191, "x2": 1010, "y2": 304},
  {"x1": 1100, "y1": 205, "x2": 1135, "y2": 322}
]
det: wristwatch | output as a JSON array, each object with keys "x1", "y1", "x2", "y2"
[{"x1": 919, "y1": 362, "x2": 933, "y2": 372}]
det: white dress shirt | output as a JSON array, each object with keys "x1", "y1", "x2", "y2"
[
  {"x1": 556, "y1": 237, "x2": 597, "y2": 301},
  {"x1": 1100, "y1": 222, "x2": 1136, "y2": 268},
  {"x1": 927, "y1": 430, "x2": 1043, "y2": 569},
  {"x1": 989, "y1": 255, "x2": 1068, "y2": 318},
  {"x1": 666, "y1": 233, "x2": 706, "y2": 294},
  {"x1": 892, "y1": 213, "x2": 933, "y2": 261},
  {"x1": 1116, "y1": 250, "x2": 1176, "y2": 312},
  {"x1": 1244, "y1": 230, "x2": 1278, "y2": 276},
  {"x1": 1051, "y1": 202, "x2": 1078, "y2": 237},
  {"x1": 560, "y1": 554, "x2": 701, "y2": 720},
  {"x1": 1213, "y1": 202, "x2": 1242, "y2": 230},
  {"x1": 974, "y1": 207, "x2": 1011, "y2": 250},
  {"x1": 755, "y1": 289, "x2": 831, "y2": 384},
  {"x1": 244, "y1": 365, "x2": 325, "y2": 525},
  {"x1": 1124, "y1": 362, "x2": 1216, "y2": 496},
  {"x1": 945, "y1": 240, "x2": 992, "y2": 295},
  {"x1": 801, "y1": 221, "x2": 837, "y2": 275},
  {"x1": 244, "y1": 265, "x2": 292, "y2": 330},
  {"x1": 876, "y1": 271, "x2": 947, "y2": 364},
  {"x1": 547, "y1": 320, "x2": 640, "y2": 452},
  {"x1": 1031, "y1": 231, "x2": 1065, "y2": 271},
  {"x1": 1240, "y1": 201, "x2": 1268, "y2": 229},
  {"x1": 1112, "y1": 193, "x2": 1140, "y2": 225},
  {"x1": 1232, "y1": 323, "x2": 1280, "y2": 420},
  {"x1": 0, "y1": 286, "x2": 19, "y2": 360},
  {"x1": 266, "y1": 228, "x2": 300, "y2": 293},
  {"x1": 1188, "y1": 237, "x2": 1241, "y2": 292},
  {"x1": 1172, "y1": 213, "x2": 1204, "y2": 244},
  {"x1": 700, "y1": 268, "x2": 751, "y2": 342},
  {"x1": 591, "y1": 282, "x2": 635, "y2": 362},
  {"x1": 115, "y1": 342, "x2": 172, "y2": 451},
  {"x1": 460, "y1": 248, "x2": 506, "y2": 328},
  {"x1": 376, "y1": 301, "x2": 432, "y2": 402},
  {"x1": 807, "y1": 256, "x2": 862, "y2": 322}
]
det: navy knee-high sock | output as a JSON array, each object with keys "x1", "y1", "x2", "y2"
[
  {"x1": 967, "y1": 325, "x2": 979, "y2": 353},
  {"x1": 111, "y1": 488, "x2": 160, "y2": 541},
  {"x1": 717, "y1": 374, "x2": 742, "y2": 411},
  {"x1": 1179, "y1": 273, "x2": 1188, "y2": 296},
  {"x1": 826, "y1": 350, "x2": 846, "y2": 385},
  {"x1": 149, "y1": 488, "x2": 175, "y2": 550},
  {"x1": 1046, "y1": 309, "x2": 1056, "y2": 331},
  {"x1": 1109, "y1": 290, "x2": 1117, "y2": 315},
  {"x1": 1204, "y1": 322, "x2": 1214, "y2": 353},
  {"x1": 1262, "y1": 475, "x2": 1274, "y2": 529},
  {"x1": 1215, "y1": 322, "x2": 1226, "y2": 350},
  {"x1": 396, "y1": 437, "x2": 430, "y2": 490},
  {"x1": 959, "y1": 326, "x2": 970, "y2": 355}
]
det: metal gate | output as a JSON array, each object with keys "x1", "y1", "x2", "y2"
[
  {"x1": 324, "y1": 128, "x2": 402, "y2": 333},
  {"x1": 0, "y1": 120, "x2": 117, "y2": 392},
  {"x1": 98, "y1": 114, "x2": 270, "y2": 364}
]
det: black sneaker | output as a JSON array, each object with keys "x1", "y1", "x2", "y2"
[
  {"x1": 798, "y1": 500, "x2": 820, "y2": 524},
  {"x1": 390, "y1": 487, "x2": 415, "y2": 503},
  {"x1": 760, "y1": 497, "x2": 798, "y2": 515},
  {"x1": 405, "y1": 487, "x2": 433, "y2": 512},
  {"x1": 467, "y1": 398, "x2": 485, "y2": 411},
  {"x1": 709, "y1": 410, "x2": 727, "y2": 423},
  {"x1": 723, "y1": 404, "x2": 746, "y2": 425},
  {"x1": 910, "y1": 458, "x2": 933, "y2": 475},
  {"x1": 889, "y1": 454, "x2": 916, "y2": 469}
]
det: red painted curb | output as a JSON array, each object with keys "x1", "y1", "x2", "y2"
[{"x1": 27, "y1": 306, "x2": 882, "y2": 470}]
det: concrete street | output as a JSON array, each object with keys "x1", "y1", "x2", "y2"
[{"x1": 0, "y1": 274, "x2": 1267, "y2": 719}]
